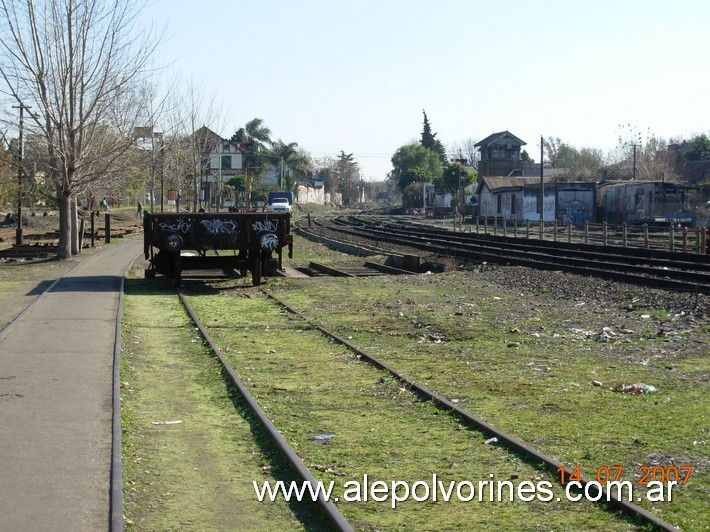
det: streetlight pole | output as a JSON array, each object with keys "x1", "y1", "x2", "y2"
[{"x1": 12, "y1": 103, "x2": 31, "y2": 246}]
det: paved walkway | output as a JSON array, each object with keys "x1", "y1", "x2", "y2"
[{"x1": 0, "y1": 238, "x2": 143, "y2": 531}]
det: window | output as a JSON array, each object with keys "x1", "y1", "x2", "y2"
[
  {"x1": 497, "y1": 195, "x2": 502, "y2": 213},
  {"x1": 221, "y1": 155, "x2": 231, "y2": 169}
]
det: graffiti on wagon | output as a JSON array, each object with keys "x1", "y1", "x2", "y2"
[
  {"x1": 251, "y1": 219, "x2": 279, "y2": 233},
  {"x1": 159, "y1": 218, "x2": 192, "y2": 234},
  {"x1": 201, "y1": 219, "x2": 240, "y2": 236}
]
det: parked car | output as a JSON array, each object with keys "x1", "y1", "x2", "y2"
[{"x1": 267, "y1": 197, "x2": 292, "y2": 213}]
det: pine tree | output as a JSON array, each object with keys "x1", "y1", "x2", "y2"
[{"x1": 420, "y1": 110, "x2": 447, "y2": 164}]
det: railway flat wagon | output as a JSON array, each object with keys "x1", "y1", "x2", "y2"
[{"x1": 143, "y1": 212, "x2": 292, "y2": 286}]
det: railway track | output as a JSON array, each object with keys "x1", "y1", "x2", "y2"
[
  {"x1": 154, "y1": 279, "x2": 680, "y2": 530},
  {"x1": 300, "y1": 216, "x2": 710, "y2": 294},
  {"x1": 177, "y1": 290, "x2": 353, "y2": 531}
]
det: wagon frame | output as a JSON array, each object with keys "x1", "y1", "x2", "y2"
[{"x1": 143, "y1": 212, "x2": 293, "y2": 286}]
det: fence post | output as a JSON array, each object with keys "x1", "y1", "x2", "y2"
[
  {"x1": 90, "y1": 210, "x2": 96, "y2": 247},
  {"x1": 701, "y1": 227, "x2": 707, "y2": 255},
  {"x1": 682, "y1": 227, "x2": 688, "y2": 252},
  {"x1": 568, "y1": 222, "x2": 572, "y2": 243},
  {"x1": 584, "y1": 221, "x2": 589, "y2": 244},
  {"x1": 668, "y1": 222, "x2": 675, "y2": 252},
  {"x1": 503, "y1": 217, "x2": 507, "y2": 237},
  {"x1": 643, "y1": 223, "x2": 649, "y2": 249},
  {"x1": 104, "y1": 213, "x2": 111, "y2": 244},
  {"x1": 526, "y1": 219, "x2": 530, "y2": 239},
  {"x1": 602, "y1": 222, "x2": 608, "y2": 246},
  {"x1": 552, "y1": 220, "x2": 557, "y2": 242},
  {"x1": 622, "y1": 223, "x2": 627, "y2": 248},
  {"x1": 484, "y1": 216, "x2": 488, "y2": 235},
  {"x1": 476, "y1": 216, "x2": 480, "y2": 234},
  {"x1": 513, "y1": 218, "x2": 518, "y2": 238}
]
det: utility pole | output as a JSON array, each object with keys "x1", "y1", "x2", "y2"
[
  {"x1": 540, "y1": 135, "x2": 544, "y2": 227},
  {"x1": 631, "y1": 144, "x2": 640, "y2": 180},
  {"x1": 12, "y1": 103, "x2": 32, "y2": 246}
]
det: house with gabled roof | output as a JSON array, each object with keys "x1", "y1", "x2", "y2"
[{"x1": 475, "y1": 131, "x2": 526, "y2": 177}]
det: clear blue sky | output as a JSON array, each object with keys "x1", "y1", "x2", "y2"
[{"x1": 141, "y1": 0, "x2": 710, "y2": 180}]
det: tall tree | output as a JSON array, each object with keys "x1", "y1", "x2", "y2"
[
  {"x1": 684, "y1": 134, "x2": 710, "y2": 161},
  {"x1": 609, "y1": 125, "x2": 679, "y2": 181},
  {"x1": 335, "y1": 150, "x2": 359, "y2": 205},
  {"x1": 314, "y1": 155, "x2": 336, "y2": 194},
  {"x1": 544, "y1": 136, "x2": 604, "y2": 180},
  {"x1": 390, "y1": 143, "x2": 442, "y2": 193},
  {"x1": 270, "y1": 140, "x2": 311, "y2": 194},
  {"x1": 434, "y1": 162, "x2": 476, "y2": 216},
  {"x1": 420, "y1": 110, "x2": 447, "y2": 164},
  {"x1": 449, "y1": 138, "x2": 479, "y2": 166},
  {"x1": 0, "y1": 0, "x2": 161, "y2": 258},
  {"x1": 231, "y1": 118, "x2": 272, "y2": 209}
]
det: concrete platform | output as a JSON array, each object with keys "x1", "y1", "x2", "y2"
[{"x1": 0, "y1": 238, "x2": 143, "y2": 531}]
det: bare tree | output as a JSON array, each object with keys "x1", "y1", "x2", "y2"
[
  {"x1": 608, "y1": 125, "x2": 680, "y2": 182},
  {"x1": 448, "y1": 138, "x2": 479, "y2": 166},
  {"x1": 544, "y1": 136, "x2": 605, "y2": 181},
  {"x1": 0, "y1": 0, "x2": 162, "y2": 258},
  {"x1": 153, "y1": 78, "x2": 227, "y2": 213}
]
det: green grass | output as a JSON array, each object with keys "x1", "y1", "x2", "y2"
[
  {"x1": 182, "y1": 286, "x2": 645, "y2": 530},
  {"x1": 120, "y1": 240, "x2": 708, "y2": 530},
  {"x1": 261, "y1": 273, "x2": 708, "y2": 531},
  {"x1": 120, "y1": 278, "x2": 324, "y2": 530}
]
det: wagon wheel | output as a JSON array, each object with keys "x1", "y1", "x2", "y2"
[{"x1": 251, "y1": 249, "x2": 262, "y2": 286}]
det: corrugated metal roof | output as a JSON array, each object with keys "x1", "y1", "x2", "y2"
[{"x1": 480, "y1": 175, "x2": 552, "y2": 191}]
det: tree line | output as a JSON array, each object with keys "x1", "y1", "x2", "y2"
[
  {"x1": 0, "y1": 0, "x2": 369, "y2": 260},
  {"x1": 390, "y1": 112, "x2": 710, "y2": 210}
]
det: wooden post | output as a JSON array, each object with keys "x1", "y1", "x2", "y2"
[
  {"x1": 682, "y1": 226, "x2": 688, "y2": 252},
  {"x1": 643, "y1": 223, "x2": 649, "y2": 249},
  {"x1": 78, "y1": 217, "x2": 84, "y2": 253},
  {"x1": 602, "y1": 222, "x2": 607, "y2": 246},
  {"x1": 90, "y1": 211, "x2": 96, "y2": 247},
  {"x1": 622, "y1": 223, "x2": 627, "y2": 248},
  {"x1": 567, "y1": 222, "x2": 572, "y2": 243},
  {"x1": 584, "y1": 221, "x2": 589, "y2": 244},
  {"x1": 669, "y1": 222, "x2": 674, "y2": 252},
  {"x1": 105, "y1": 213, "x2": 111, "y2": 244}
]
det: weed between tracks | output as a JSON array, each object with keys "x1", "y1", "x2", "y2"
[
  {"x1": 121, "y1": 235, "x2": 708, "y2": 530},
  {"x1": 180, "y1": 284, "x2": 639, "y2": 530},
  {"x1": 261, "y1": 273, "x2": 708, "y2": 531},
  {"x1": 121, "y1": 277, "x2": 322, "y2": 531}
]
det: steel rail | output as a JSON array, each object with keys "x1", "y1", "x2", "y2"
[
  {"x1": 303, "y1": 224, "x2": 710, "y2": 293},
  {"x1": 262, "y1": 289, "x2": 678, "y2": 531},
  {"x1": 363, "y1": 218, "x2": 710, "y2": 269},
  {"x1": 358, "y1": 224, "x2": 710, "y2": 283},
  {"x1": 176, "y1": 291, "x2": 354, "y2": 532}
]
